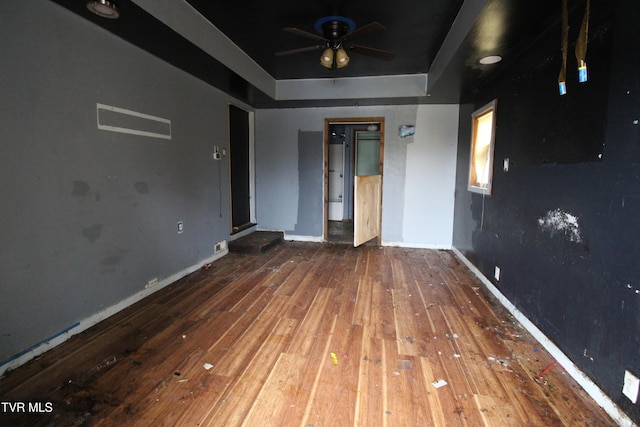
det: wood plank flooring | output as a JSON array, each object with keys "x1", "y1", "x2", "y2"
[{"x1": 0, "y1": 242, "x2": 615, "y2": 426}]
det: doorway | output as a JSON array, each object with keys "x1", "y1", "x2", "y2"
[
  {"x1": 324, "y1": 118, "x2": 384, "y2": 246},
  {"x1": 229, "y1": 104, "x2": 255, "y2": 234}
]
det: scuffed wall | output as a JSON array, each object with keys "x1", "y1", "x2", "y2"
[
  {"x1": 0, "y1": 0, "x2": 239, "y2": 368},
  {"x1": 452, "y1": 0, "x2": 640, "y2": 422}
]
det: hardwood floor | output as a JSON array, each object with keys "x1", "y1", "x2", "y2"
[{"x1": 0, "y1": 242, "x2": 615, "y2": 426}]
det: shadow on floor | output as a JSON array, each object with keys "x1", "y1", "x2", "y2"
[{"x1": 327, "y1": 220, "x2": 354, "y2": 244}]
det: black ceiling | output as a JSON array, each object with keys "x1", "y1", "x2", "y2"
[
  {"x1": 49, "y1": 0, "x2": 587, "y2": 107},
  {"x1": 185, "y1": 0, "x2": 463, "y2": 80}
]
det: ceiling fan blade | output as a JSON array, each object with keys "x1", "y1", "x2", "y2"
[
  {"x1": 347, "y1": 44, "x2": 397, "y2": 61},
  {"x1": 344, "y1": 21, "x2": 387, "y2": 41},
  {"x1": 283, "y1": 27, "x2": 328, "y2": 42},
  {"x1": 275, "y1": 45, "x2": 324, "y2": 56}
]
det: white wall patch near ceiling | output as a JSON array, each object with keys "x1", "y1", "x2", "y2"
[
  {"x1": 538, "y1": 208, "x2": 582, "y2": 242},
  {"x1": 96, "y1": 103, "x2": 171, "y2": 140}
]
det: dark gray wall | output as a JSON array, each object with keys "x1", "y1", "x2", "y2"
[
  {"x1": 290, "y1": 131, "x2": 324, "y2": 236},
  {"x1": 452, "y1": 0, "x2": 640, "y2": 422},
  {"x1": 0, "y1": 1, "x2": 237, "y2": 366}
]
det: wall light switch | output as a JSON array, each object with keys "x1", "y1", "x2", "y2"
[
  {"x1": 503, "y1": 158, "x2": 510, "y2": 172},
  {"x1": 623, "y1": 370, "x2": 639, "y2": 403},
  {"x1": 177, "y1": 221, "x2": 184, "y2": 234}
]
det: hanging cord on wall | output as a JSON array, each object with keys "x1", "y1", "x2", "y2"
[
  {"x1": 575, "y1": 0, "x2": 590, "y2": 83},
  {"x1": 480, "y1": 192, "x2": 486, "y2": 231},
  {"x1": 558, "y1": 0, "x2": 569, "y2": 95},
  {"x1": 218, "y1": 158, "x2": 223, "y2": 218}
]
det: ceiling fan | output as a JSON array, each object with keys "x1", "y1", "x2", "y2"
[{"x1": 275, "y1": 16, "x2": 396, "y2": 69}]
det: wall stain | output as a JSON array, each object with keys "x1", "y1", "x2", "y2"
[
  {"x1": 72, "y1": 180, "x2": 90, "y2": 197},
  {"x1": 134, "y1": 182, "x2": 150, "y2": 194},
  {"x1": 100, "y1": 249, "x2": 129, "y2": 272},
  {"x1": 537, "y1": 209, "x2": 582, "y2": 243},
  {"x1": 82, "y1": 224, "x2": 103, "y2": 243},
  {"x1": 101, "y1": 253, "x2": 124, "y2": 266}
]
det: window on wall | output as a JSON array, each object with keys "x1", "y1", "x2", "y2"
[{"x1": 468, "y1": 100, "x2": 497, "y2": 195}]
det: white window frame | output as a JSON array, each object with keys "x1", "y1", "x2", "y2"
[{"x1": 468, "y1": 99, "x2": 497, "y2": 195}]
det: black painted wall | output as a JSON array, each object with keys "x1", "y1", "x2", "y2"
[{"x1": 452, "y1": 0, "x2": 640, "y2": 422}]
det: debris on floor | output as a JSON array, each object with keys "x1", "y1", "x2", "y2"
[
  {"x1": 330, "y1": 352, "x2": 339, "y2": 365},
  {"x1": 534, "y1": 361, "x2": 558, "y2": 384},
  {"x1": 203, "y1": 363, "x2": 214, "y2": 370},
  {"x1": 432, "y1": 379, "x2": 448, "y2": 388}
]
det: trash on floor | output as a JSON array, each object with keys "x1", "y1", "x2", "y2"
[
  {"x1": 203, "y1": 363, "x2": 214, "y2": 370},
  {"x1": 432, "y1": 379, "x2": 448, "y2": 388},
  {"x1": 330, "y1": 352, "x2": 339, "y2": 365},
  {"x1": 534, "y1": 361, "x2": 557, "y2": 384}
]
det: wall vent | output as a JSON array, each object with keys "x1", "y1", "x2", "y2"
[{"x1": 96, "y1": 103, "x2": 171, "y2": 140}]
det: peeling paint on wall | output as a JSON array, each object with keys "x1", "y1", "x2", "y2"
[{"x1": 538, "y1": 209, "x2": 582, "y2": 242}]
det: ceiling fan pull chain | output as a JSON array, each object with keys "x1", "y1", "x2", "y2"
[
  {"x1": 558, "y1": 0, "x2": 569, "y2": 95},
  {"x1": 575, "y1": 0, "x2": 590, "y2": 83}
]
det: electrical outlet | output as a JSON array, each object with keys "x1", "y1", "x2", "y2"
[
  {"x1": 146, "y1": 277, "x2": 158, "y2": 288},
  {"x1": 494, "y1": 266, "x2": 501, "y2": 281},
  {"x1": 214, "y1": 240, "x2": 227, "y2": 254},
  {"x1": 622, "y1": 370, "x2": 639, "y2": 404},
  {"x1": 503, "y1": 158, "x2": 510, "y2": 172},
  {"x1": 177, "y1": 221, "x2": 184, "y2": 234}
]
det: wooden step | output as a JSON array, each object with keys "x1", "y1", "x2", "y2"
[{"x1": 228, "y1": 231, "x2": 284, "y2": 254}]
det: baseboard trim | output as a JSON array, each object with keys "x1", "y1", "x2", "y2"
[
  {"x1": 451, "y1": 247, "x2": 636, "y2": 427},
  {"x1": 382, "y1": 240, "x2": 452, "y2": 250},
  {"x1": 0, "y1": 249, "x2": 228, "y2": 377}
]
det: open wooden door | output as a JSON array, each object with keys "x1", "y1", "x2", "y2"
[{"x1": 354, "y1": 131, "x2": 382, "y2": 247}]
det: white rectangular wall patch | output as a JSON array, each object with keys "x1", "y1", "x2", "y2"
[{"x1": 97, "y1": 103, "x2": 171, "y2": 140}]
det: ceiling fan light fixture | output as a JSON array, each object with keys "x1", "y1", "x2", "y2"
[
  {"x1": 320, "y1": 48, "x2": 334, "y2": 68},
  {"x1": 335, "y1": 48, "x2": 350, "y2": 68},
  {"x1": 86, "y1": 0, "x2": 119, "y2": 19}
]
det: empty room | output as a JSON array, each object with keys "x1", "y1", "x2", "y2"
[{"x1": 1, "y1": 0, "x2": 638, "y2": 425}]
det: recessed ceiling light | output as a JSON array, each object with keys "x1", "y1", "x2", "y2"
[
  {"x1": 86, "y1": 0, "x2": 119, "y2": 19},
  {"x1": 479, "y1": 55, "x2": 502, "y2": 65}
]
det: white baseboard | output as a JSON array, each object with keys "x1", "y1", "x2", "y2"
[
  {"x1": 229, "y1": 225, "x2": 257, "y2": 240},
  {"x1": 0, "y1": 249, "x2": 228, "y2": 377},
  {"x1": 451, "y1": 247, "x2": 636, "y2": 427},
  {"x1": 382, "y1": 240, "x2": 452, "y2": 250}
]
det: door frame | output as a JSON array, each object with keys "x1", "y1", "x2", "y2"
[
  {"x1": 228, "y1": 103, "x2": 256, "y2": 234},
  {"x1": 323, "y1": 117, "x2": 385, "y2": 243}
]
